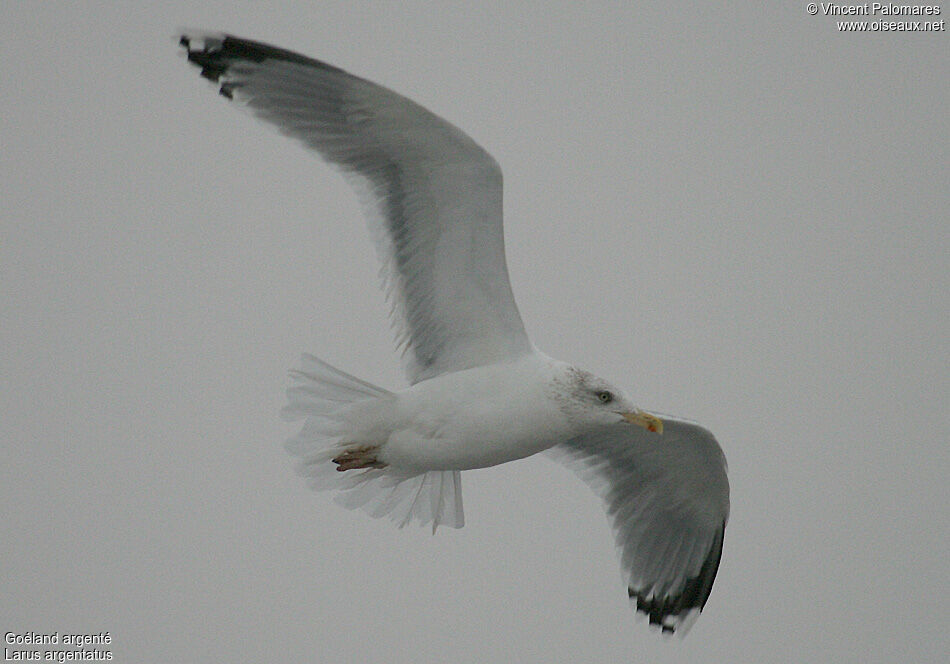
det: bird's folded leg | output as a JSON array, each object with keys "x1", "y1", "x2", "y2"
[{"x1": 333, "y1": 445, "x2": 387, "y2": 471}]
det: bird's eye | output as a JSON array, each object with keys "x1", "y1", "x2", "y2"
[{"x1": 596, "y1": 390, "x2": 614, "y2": 404}]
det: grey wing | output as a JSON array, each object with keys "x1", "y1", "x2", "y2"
[
  {"x1": 179, "y1": 33, "x2": 532, "y2": 383},
  {"x1": 549, "y1": 418, "x2": 729, "y2": 634}
]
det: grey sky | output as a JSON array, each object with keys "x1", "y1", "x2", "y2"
[{"x1": 2, "y1": 2, "x2": 947, "y2": 662}]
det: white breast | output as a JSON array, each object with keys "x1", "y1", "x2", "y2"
[{"x1": 377, "y1": 352, "x2": 571, "y2": 471}]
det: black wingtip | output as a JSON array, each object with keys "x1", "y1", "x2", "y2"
[
  {"x1": 628, "y1": 521, "x2": 726, "y2": 633},
  {"x1": 178, "y1": 32, "x2": 346, "y2": 92}
]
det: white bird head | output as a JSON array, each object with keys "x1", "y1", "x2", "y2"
[{"x1": 551, "y1": 365, "x2": 664, "y2": 435}]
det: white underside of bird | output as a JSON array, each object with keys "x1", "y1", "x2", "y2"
[
  {"x1": 179, "y1": 31, "x2": 730, "y2": 635},
  {"x1": 294, "y1": 352, "x2": 660, "y2": 472}
]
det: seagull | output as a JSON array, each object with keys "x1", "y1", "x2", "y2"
[{"x1": 179, "y1": 32, "x2": 729, "y2": 634}]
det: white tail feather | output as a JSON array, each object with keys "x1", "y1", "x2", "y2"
[{"x1": 282, "y1": 354, "x2": 464, "y2": 532}]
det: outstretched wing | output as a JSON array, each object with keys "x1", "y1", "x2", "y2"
[
  {"x1": 179, "y1": 33, "x2": 532, "y2": 383},
  {"x1": 549, "y1": 418, "x2": 729, "y2": 634}
]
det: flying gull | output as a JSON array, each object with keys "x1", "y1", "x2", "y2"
[{"x1": 178, "y1": 32, "x2": 729, "y2": 634}]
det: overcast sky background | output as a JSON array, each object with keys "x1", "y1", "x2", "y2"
[{"x1": 2, "y1": 2, "x2": 947, "y2": 662}]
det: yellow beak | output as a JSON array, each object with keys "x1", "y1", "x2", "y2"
[{"x1": 620, "y1": 410, "x2": 664, "y2": 434}]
